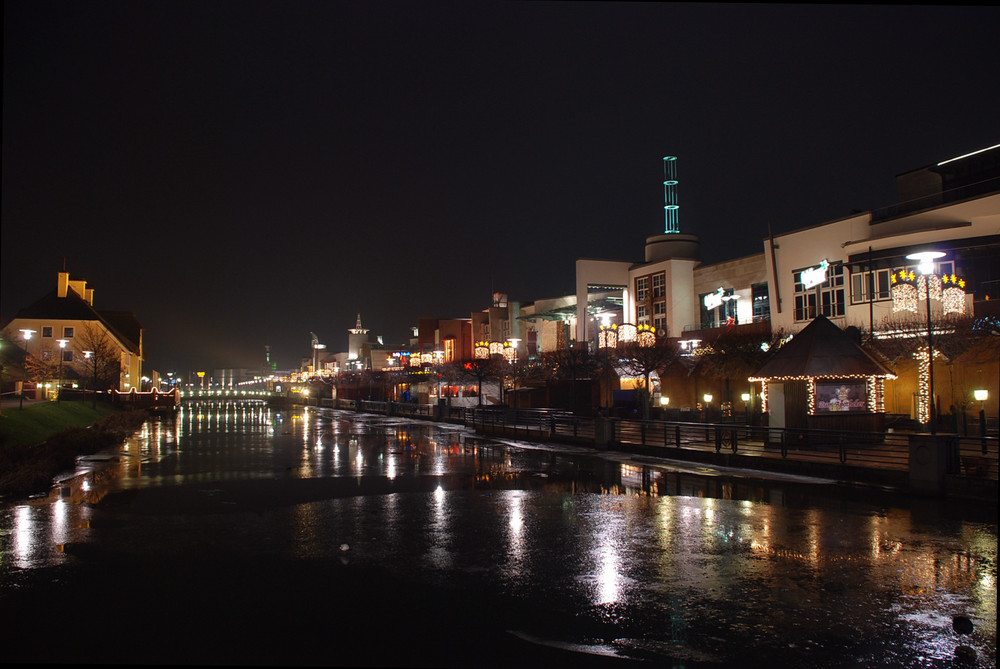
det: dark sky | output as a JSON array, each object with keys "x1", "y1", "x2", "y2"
[{"x1": 3, "y1": 1, "x2": 998, "y2": 375}]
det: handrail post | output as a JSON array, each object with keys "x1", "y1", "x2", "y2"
[
  {"x1": 731, "y1": 427, "x2": 738, "y2": 453},
  {"x1": 715, "y1": 426, "x2": 722, "y2": 453}
]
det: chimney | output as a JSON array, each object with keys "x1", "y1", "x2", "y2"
[{"x1": 57, "y1": 272, "x2": 70, "y2": 297}]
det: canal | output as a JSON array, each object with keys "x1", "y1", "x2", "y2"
[{"x1": 1, "y1": 401, "x2": 996, "y2": 667}]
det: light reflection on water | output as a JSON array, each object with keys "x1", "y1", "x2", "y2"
[{"x1": 0, "y1": 403, "x2": 996, "y2": 666}]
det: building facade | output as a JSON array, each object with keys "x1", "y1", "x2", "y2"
[{"x1": 1, "y1": 272, "x2": 143, "y2": 395}]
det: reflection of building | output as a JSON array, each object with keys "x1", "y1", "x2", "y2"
[{"x1": 0, "y1": 271, "x2": 143, "y2": 394}]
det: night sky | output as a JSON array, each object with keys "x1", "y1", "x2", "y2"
[{"x1": 3, "y1": 1, "x2": 998, "y2": 375}]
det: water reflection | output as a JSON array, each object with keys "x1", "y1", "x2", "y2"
[{"x1": 0, "y1": 404, "x2": 995, "y2": 667}]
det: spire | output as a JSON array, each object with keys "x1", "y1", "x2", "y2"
[{"x1": 349, "y1": 314, "x2": 369, "y2": 335}]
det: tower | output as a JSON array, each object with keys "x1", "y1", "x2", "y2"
[
  {"x1": 348, "y1": 314, "x2": 370, "y2": 362},
  {"x1": 663, "y1": 156, "x2": 680, "y2": 234}
]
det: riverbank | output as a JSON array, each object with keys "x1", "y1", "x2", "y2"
[{"x1": 0, "y1": 402, "x2": 149, "y2": 500}]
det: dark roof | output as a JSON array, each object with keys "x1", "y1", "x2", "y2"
[
  {"x1": 10, "y1": 289, "x2": 142, "y2": 355},
  {"x1": 100, "y1": 311, "x2": 142, "y2": 353},
  {"x1": 752, "y1": 315, "x2": 894, "y2": 379}
]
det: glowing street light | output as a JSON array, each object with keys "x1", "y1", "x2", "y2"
[
  {"x1": 906, "y1": 250, "x2": 945, "y2": 434},
  {"x1": 56, "y1": 339, "x2": 69, "y2": 401}
]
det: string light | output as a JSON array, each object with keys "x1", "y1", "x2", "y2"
[
  {"x1": 617, "y1": 323, "x2": 637, "y2": 343},
  {"x1": 913, "y1": 348, "x2": 940, "y2": 425},
  {"x1": 749, "y1": 372, "x2": 896, "y2": 416},
  {"x1": 474, "y1": 341, "x2": 490, "y2": 359},
  {"x1": 598, "y1": 324, "x2": 617, "y2": 349},
  {"x1": 636, "y1": 323, "x2": 657, "y2": 347}
]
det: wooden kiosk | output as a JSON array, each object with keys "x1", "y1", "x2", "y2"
[{"x1": 750, "y1": 316, "x2": 896, "y2": 440}]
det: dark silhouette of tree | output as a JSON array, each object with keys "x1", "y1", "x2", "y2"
[
  {"x1": 617, "y1": 337, "x2": 682, "y2": 419},
  {"x1": 538, "y1": 344, "x2": 599, "y2": 413},
  {"x1": 694, "y1": 327, "x2": 785, "y2": 414},
  {"x1": 72, "y1": 324, "x2": 123, "y2": 405}
]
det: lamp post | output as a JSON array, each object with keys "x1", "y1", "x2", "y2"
[
  {"x1": 906, "y1": 251, "x2": 945, "y2": 434},
  {"x1": 741, "y1": 392, "x2": 751, "y2": 424},
  {"x1": 507, "y1": 338, "x2": 521, "y2": 408},
  {"x1": 974, "y1": 389, "x2": 989, "y2": 453},
  {"x1": 56, "y1": 339, "x2": 69, "y2": 401},
  {"x1": 18, "y1": 329, "x2": 36, "y2": 409},
  {"x1": 596, "y1": 313, "x2": 616, "y2": 413},
  {"x1": 703, "y1": 393, "x2": 713, "y2": 422}
]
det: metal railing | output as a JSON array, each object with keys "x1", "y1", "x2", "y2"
[{"x1": 290, "y1": 399, "x2": 999, "y2": 481}]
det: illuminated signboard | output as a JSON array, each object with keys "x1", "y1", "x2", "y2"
[
  {"x1": 703, "y1": 287, "x2": 724, "y2": 310},
  {"x1": 800, "y1": 259, "x2": 830, "y2": 289}
]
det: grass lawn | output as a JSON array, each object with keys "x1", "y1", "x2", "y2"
[{"x1": 0, "y1": 401, "x2": 123, "y2": 448}]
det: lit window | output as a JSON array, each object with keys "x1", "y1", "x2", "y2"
[
  {"x1": 636, "y1": 277, "x2": 649, "y2": 302},
  {"x1": 794, "y1": 265, "x2": 844, "y2": 321},
  {"x1": 652, "y1": 273, "x2": 666, "y2": 298}
]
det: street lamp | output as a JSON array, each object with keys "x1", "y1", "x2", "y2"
[
  {"x1": 974, "y1": 389, "x2": 989, "y2": 451},
  {"x1": 703, "y1": 393, "x2": 713, "y2": 421},
  {"x1": 56, "y1": 339, "x2": 69, "y2": 401},
  {"x1": 18, "y1": 329, "x2": 36, "y2": 408},
  {"x1": 596, "y1": 313, "x2": 617, "y2": 413},
  {"x1": 906, "y1": 251, "x2": 945, "y2": 434},
  {"x1": 741, "y1": 392, "x2": 751, "y2": 424}
]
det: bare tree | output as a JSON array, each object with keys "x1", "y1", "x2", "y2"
[
  {"x1": 72, "y1": 323, "x2": 122, "y2": 404},
  {"x1": 616, "y1": 338, "x2": 682, "y2": 419},
  {"x1": 694, "y1": 327, "x2": 785, "y2": 414}
]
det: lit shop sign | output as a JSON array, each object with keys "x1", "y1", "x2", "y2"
[
  {"x1": 800, "y1": 259, "x2": 830, "y2": 289},
  {"x1": 703, "y1": 288, "x2": 725, "y2": 310},
  {"x1": 703, "y1": 287, "x2": 739, "y2": 310}
]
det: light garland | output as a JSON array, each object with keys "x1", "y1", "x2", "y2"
[
  {"x1": 913, "y1": 348, "x2": 941, "y2": 425},
  {"x1": 942, "y1": 286, "x2": 966, "y2": 315},
  {"x1": 489, "y1": 341, "x2": 505, "y2": 356},
  {"x1": 598, "y1": 324, "x2": 618, "y2": 349},
  {"x1": 636, "y1": 323, "x2": 656, "y2": 347},
  {"x1": 617, "y1": 323, "x2": 637, "y2": 343},
  {"x1": 891, "y1": 268, "x2": 966, "y2": 315},
  {"x1": 749, "y1": 372, "x2": 896, "y2": 416},
  {"x1": 474, "y1": 341, "x2": 490, "y2": 359},
  {"x1": 502, "y1": 342, "x2": 516, "y2": 363}
]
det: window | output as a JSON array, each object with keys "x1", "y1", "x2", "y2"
[
  {"x1": 62, "y1": 349, "x2": 74, "y2": 363},
  {"x1": 637, "y1": 305, "x2": 649, "y2": 323},
  {"x1": 63, "y1": 326, "x2": 75, "y2": 338},
  {"x1": 42, "y1": 350, "x2": 52, "y2": 361},
  {"x1": 851, "y1": 268, "x2": 891, "y2": 304},
  {"x1": 652, "y1": 272, "x2": 666, "y2": 298},
  {"x1": 636, "y1": 277, "x2": 649, "y2": 302},
  {"x1": 653, "y1": 302, "x2": 666, "y2": 333},
  {"x1": 701, "y1": 288, "x2": 736, "y2": 328},
  {"x1": 443, "y1": 338, "x2": 456, "y2": 362},
  {"x1": 751, "y1": 282, "x2": 770, "y2": 322},
  {"x1": 794, "y1": 264, "x2": 845, "y2": 321},
  {"x1": 42, "y1": 326, "x2": 53, "y2": 338}
]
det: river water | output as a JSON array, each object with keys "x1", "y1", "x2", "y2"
[{"x1": 0, "y1": 401, "x2": 996, "y2": 667}]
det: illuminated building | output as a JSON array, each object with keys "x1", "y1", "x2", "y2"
[{"x1": 0, "y1": 271, "x2": 143, "y2": 395}]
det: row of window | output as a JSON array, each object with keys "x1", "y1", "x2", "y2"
[
  {"x1": 39, "y1": 349, "x2": 75, "y2": 362},
  {"x1": 37, "y1": 325, "x2": 75, "y2": 338},
  {"x1": 792, "y1": 260, "x2": 956, "y2": 321},
  {"x1": 635, "y1": 273, "x2": 666, "y2": 302}
]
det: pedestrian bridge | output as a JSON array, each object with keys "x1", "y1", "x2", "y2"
[{"x1": 179, "y1": 389, "x2": 275, "y2": 402}]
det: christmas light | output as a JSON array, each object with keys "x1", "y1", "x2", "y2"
[
  {"x1": 598, "y1": 324, "x2": 617, "y2": 349},
  {"x1": 474, "y1": 341, "x2": 490, "y2": 359},
  {"x1": 618, "y1": 323, "x2": 637, "y2": 343},
  {"x1": 913, "y1": 348, "x2": 940, "y2": 425},
  {"x1": 749, "y1": 372, "x2": 896, "y2": 416}
]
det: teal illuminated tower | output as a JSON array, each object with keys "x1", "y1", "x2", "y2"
[{"x1": 663, "y1": 156, "x2": 680, "y2": 233}]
